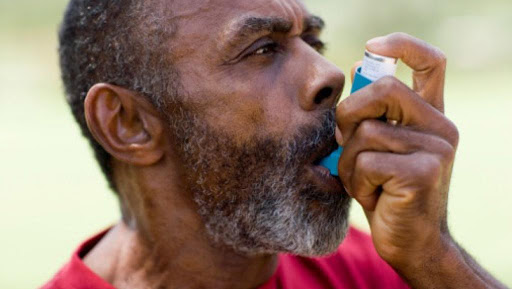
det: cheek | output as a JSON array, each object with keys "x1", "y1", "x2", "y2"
[
  {"x1": 261, "y1": 96, "x2": 300, "y2": 135},
  {"x1": 212, "y1": 96, "x2": 267, "y2": 141},
  {"x1": 203, "y1": 85, "x2": 299, "y2": 145},
  {"x1": 181, "y1": 77, "x2": 268, "y2": 144},
  {"x1": 215, "y1": 74, "x2": 306, "y2": 140},
  {"x1": 178, "y1": 61, "x2": 303, "y2": 144}
]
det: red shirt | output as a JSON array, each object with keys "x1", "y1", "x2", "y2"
[{"x1": 41, "y1": 227, "x2": 409, "y2": 289}]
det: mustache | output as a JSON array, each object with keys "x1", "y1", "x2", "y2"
[{"x1": 285, "y1": 109, "x2": 338, "y2": 164}]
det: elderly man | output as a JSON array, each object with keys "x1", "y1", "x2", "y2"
[{"x1": 42, "y1": 0, "x2": 507, "y2": 288}]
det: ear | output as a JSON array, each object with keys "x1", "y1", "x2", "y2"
[{"x1": 84, "y1": 83, "x2": 165, "y2": 166}]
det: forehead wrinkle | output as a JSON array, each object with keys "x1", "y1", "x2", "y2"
[{"x1": 283, "y1": 0, "x2": 304, "y2": 35}]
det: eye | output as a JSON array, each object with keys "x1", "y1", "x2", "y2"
[
  {"x1": 249, "y1": 42, "x2": 279, "y2": 57},
  {"x1": 302, "y1": 35, "x2": 326, "y2": 54},
  {"x1": 311, "y1": 41, "x2": 326, "y2": 53}
]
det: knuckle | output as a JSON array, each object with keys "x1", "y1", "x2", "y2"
[
  {"x1": 374, "y1": 76, "x2": 400, "y2": 95},
  {"x1": 449, "y1": 125, "x2": 459, "y2": 148},
  {"x1": 437, "y1": 139, "x2": 456, "y2": 161},
  {"x1": 373, "y1": 76, "x2": 405, "y2": 107},
  {"x1": 433, "y1": 47, "x2": 447, "y2": 68},
  {"x1": 355, "y1": 152, "x2": 375, "y2": 172},
  {"x1": 355, "y1": 120, "x2": 379, "y2": 142},
  {"x1": 416, "y1": 155, "x2": 443, "y2": 184},
  {"x1": 388, "y1": 32, "x2": 410, "y2": 43},
  {"x1": 442, "y1": 118, "x2": 460, "y2": 148}
]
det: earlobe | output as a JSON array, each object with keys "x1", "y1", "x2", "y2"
[{"x1": 84, "y1": 83, "x2": 165, "y2": 166}]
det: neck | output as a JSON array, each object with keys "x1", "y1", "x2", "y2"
[
  {"x1": 84, "y1": 164, "x2": 278, "y2": 289},
  {"x1": 84, "y1": 222, "x2": 278, "y2": 289}
]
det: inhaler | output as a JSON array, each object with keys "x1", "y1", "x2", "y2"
[{"x1": 319, "y1": 51, "x2": 398, "y2": 176}]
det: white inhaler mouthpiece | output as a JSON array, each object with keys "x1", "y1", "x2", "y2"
[{"x1": 318, "y1": 51, "x2": 398, "y2": 176}]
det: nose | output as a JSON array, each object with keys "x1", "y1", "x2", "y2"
[{"x1": 296, "y1": 46, "x2": 345, "y2": 111}]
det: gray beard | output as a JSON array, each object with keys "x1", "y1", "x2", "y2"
[{"x1": 168, "y1": 104, "x2": 352, "y2": 257}]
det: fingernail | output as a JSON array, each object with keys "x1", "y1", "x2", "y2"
[
  {"x1": 366, "y1": 36, "x2": 385, "y2": 48},
  {"x1": 335, "y1": 127, "x2": 344, "y2": 145}
]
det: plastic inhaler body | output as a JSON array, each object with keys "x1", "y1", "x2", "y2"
[{"x1": 319, "y1": 51, "x2": 398, "y2": 176}]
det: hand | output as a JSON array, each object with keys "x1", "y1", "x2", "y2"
[{"x1": 336, "y1": 33, "x2": 458, "y2": 277}]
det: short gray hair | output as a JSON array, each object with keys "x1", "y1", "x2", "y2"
[{"x1": 59, "y1": 0, "x2": 179, "y2": 192}]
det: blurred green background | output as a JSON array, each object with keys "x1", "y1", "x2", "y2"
[{"x1": 1, "y1": 0, "x2": 511, "y2": 287}]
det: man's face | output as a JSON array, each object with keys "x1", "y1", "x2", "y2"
[{"x1": 160, "y1": 0, "x2": 350, "y2": 256}]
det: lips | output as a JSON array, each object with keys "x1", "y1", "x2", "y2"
[
  {"x1": 307, "y1": 163, "x2": 345, "y2": 194},
  {"x1": 305, "y1": 137, "x2": 346, "y2": 194},
  {"x1": 310, "y1": 137, "x2": 340, "y2": 167}
]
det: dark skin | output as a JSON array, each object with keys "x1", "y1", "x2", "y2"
[{"x1": 82, "y1": 0, "x2": 507, "y2": 288}]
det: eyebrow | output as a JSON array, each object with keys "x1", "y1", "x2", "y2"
[
  {"x1": 232, "y1": 16, "x2": 293, "y2": 40},
  {"x1": 304, "y1": 15, "x2": 325, "y2": 33},
  {"x1": 223, "y1": 15, "x2": 325, "y2": 50}
]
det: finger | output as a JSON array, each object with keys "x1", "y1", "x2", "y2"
[
  {"x1": 333, "y1": 60, "x2": 364, "y2": 144},
  {"x1": 366, "y1": 32, "x2": 447, "y2": 112},
  {"x1": 349, "y1": 151, "x2": 417, "y2": 211},
  {"x1": 351, "y1": 60, "x2": 363, "y2": 83},
  {"x1": 337, "y1": 77, "x2": 459, "y2": 148},
  {"x1": 351, "y1": 150, "x2": 446, "y2": 212},
  {"x1": 338, "y1": 119, "x2": 451, "y2": 193},
  {"x1": 349, "y1": 151, "x2": 396, "y2": 211},
  {"x1": 335, "y1": 126, "x2": 343, "y2": 144}
]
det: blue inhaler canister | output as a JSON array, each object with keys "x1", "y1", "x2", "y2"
[{"x1": 319, "y1": 51, "x2": 398, "y2": 176}]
